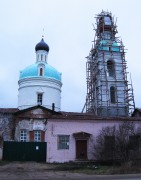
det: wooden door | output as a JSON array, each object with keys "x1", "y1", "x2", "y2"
[{"x1": 76, "y1": 140, "x2": 87, "y2": 159}]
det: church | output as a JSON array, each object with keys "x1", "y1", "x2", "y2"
[{"x1": 0, "y1": 11, "x2": 141, "y2": 162}]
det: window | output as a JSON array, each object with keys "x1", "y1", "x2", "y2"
[
  {"x1": 34, "y1": 130, "x2": 41, "y2": 142},
  {"x1": 129, "y1": 135, "x2": 140, "y2": 150},
  {"x1": 102, "y1": 32, "x2": 111, "y2": 40},
  {"x1": 110, "y1": 86, "x2": 116, "y2": 103},
  {"x1": 105, "y1": 136, "x2": 115, "y2": 148},
  {"x1": 38, "y1": 65, "x2": 44, "y2": 76},
  {"x1": 39, "y1": 68, "x2": 43, "y2": 76},
  {"x1": 107, "y1": 60, "x2": 115, "y2": 77},
  {"x1": 41, "y1": 54, "x2": 43, "y2": 61},
  {"x1": 104, "y1": 136, "x2": 115, "y2": 159},
  {"x1": 20, "y1": 130, "x2": 27, "y2": 142},
  {"x1": 58, "y1": 135, "x2": 69, "y2": 150},
  {"x1": 37, "y1": 54, "x2": 39, "y2": 61},
  {"x1": 104, "y1": 16, "x2": 112, "y2": 25},
  {"x1": 37, "y1": 93, "x2": 43, "y2": 105}
]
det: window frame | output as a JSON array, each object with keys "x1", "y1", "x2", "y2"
[
  {"x1": 34, "y1": 130, "x2": 41, "y2": 142},
  {"x1": 58, "y1": 135, "x2": 70, "y2": 150},
  {"x1": 39, "y1": 67, "x2": 43, "y2": 76},
  {"x1": 38, "y1": 64, "x2": 45, "y2": 76},
  {"x1": 37, "y1": 93, "x2": 43, "y2": 105},
  {"x1": 20, "y1": 130, "x2": 27, "y2": 142}
]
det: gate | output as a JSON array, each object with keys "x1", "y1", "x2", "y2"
[{"x1": 3, "y1": 141, "x2": 46, "y2": 162}]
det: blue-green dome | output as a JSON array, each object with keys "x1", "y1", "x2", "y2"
[{"x1": 19, "y1": 62, "x2": 61, "y2": 81}]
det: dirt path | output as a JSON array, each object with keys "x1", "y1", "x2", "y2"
[
  {"x1": 0, "y1": 162, "x2": 141, "y2": 180},
  {"x1": 0, "y1": 162, "x2": 90, "y2": 180}
]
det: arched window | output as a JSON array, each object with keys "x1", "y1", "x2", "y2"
[
  {"x1": 39, "y1": 68, "x2": 43, "y2": 76},
  {"x1": 107, "y1": 60, "x2": 115, "y2": 77},
  {"x1": 110, "y1": 86, "x2": 116, "y2": 103}
]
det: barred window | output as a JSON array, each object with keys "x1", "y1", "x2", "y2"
[
  {"x1": 58, "y1": 135, "x2": 69, "y2": 150},
  {"x1": 34, "y1": 130, "x2": 41, "y2": 142},
  {"x1": 20, "y1": 130, "x2": 27, "y2": 142},
  {"x1": 37, "y1": 93, "x2": 43, "y2": 105}
]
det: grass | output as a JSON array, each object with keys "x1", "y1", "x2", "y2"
[
  {"x1": 52, "y1": 163, "x2": 115, "y2": 174},
  {"x1": 49, "y1": 162, "x2": 141, "y2": 175},
  {"x1": 71, "y1": 165, "x2": 141, "y2": 175}
]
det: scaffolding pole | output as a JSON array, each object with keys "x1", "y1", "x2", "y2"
[{"x1": 84, "y1": 11, "x2": 135, "y2": 116}]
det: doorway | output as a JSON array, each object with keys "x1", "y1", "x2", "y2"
[
  {"x1": 73, "y1": 131, "x2": 91, "y2": 160},
  {"x1": 76, "y1": 140, "x2": 87, "y2": 159}
]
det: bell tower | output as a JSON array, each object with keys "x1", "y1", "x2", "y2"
[{"x1": 85, "y1": 11, "x2": 135, "y2": 116}]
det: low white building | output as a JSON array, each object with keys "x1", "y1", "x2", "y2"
[{"x1": 46, "y1": 114, "x2": 141, "y2": 163}]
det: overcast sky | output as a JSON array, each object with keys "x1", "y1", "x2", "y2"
[{"x1": 0, "y1": 0, "x2": 141, "y2": 112}]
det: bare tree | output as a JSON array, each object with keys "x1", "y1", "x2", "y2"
[
  {"x1": 93, "y1": 125, "x2": 116, "y2": 161},
  {"x1": 93, "y1": 121, "x2": 141, "y2": 164},
  {"x1": 115, "y1": 122, "x2": 136, "y2": 162}
]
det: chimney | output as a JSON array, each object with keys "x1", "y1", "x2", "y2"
[{"x1": 52, "y1": 103, "x2": 55, "y2": 111}]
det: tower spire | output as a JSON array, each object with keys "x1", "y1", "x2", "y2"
[{"x1": 42, "y1": 28, "x2": 44, "y2": 39}]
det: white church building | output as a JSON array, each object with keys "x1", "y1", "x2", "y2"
[{"x1": 18, "y1": 38, "x2": 62, "y2": 111}]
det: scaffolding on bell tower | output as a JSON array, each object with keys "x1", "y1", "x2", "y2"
[{"x1": 84, "y1": 11, "x2": 135, "y2": 117}]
